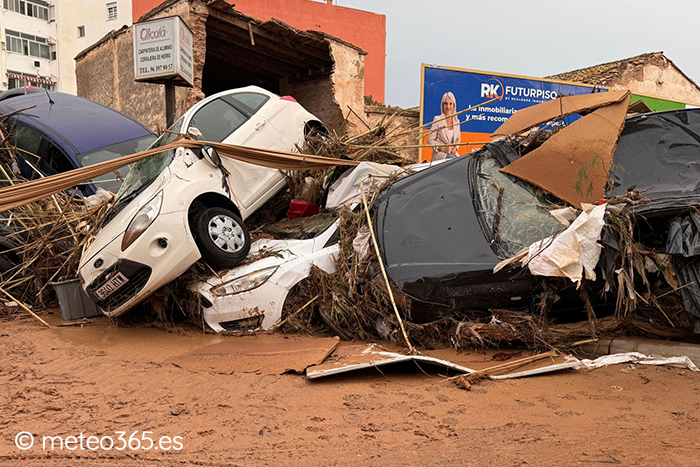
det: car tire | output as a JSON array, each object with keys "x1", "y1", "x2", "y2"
[
  {"x1": 195, "y1": 207, "x2": 251, "y2": 269},
  {"x1": 0, "y1": 254, "x2": 16, "y2": 280},
  {"x1": 0, "y1": 235, "x2": 20, "y2": 280}
]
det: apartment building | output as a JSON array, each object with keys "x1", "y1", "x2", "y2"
[
  {"x1": 1, "y1": 0, "x2": 58, "y2": 91},
  {"x1": 3, "y1": 0, "x2": 383, "y2": 99},
  {"x1": 1, "y1": 0, "x2": 132, "y2": 93}
]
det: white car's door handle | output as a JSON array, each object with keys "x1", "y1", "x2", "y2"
[{"x1": 255, "y1": 120, "x2": 266, "y2": 131}]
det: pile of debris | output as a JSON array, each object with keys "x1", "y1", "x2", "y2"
[
  {"x1": 0, "y1": 117, "x2": 112, "y2": 317},
  {"x1": 273, "y1": 91, "x2": 700, "y2": 350},
  {"x1": 2, "y1": 93, "x2": 699, "y2": 355}
]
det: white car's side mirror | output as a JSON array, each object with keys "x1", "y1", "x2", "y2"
[{"x1": 201, "y1": 145, "x2": 222, "y2": 167}]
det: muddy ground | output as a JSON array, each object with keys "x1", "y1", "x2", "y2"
[{"x1": 1, "y1": 314, "x2": 700, "y2": 466}]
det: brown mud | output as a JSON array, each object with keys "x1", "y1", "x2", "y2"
[{"x1": 1, "y1": 314, "x2": 700, "y2": 466}]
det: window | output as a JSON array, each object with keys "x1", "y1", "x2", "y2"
[
  {"x1": 80, "y1": 135, "x2": 157, "y2": 193},
  {"x1": 107, "y1": 2, "x2": 117, "y2": 20},
  {"x1": 12, "y1": 124, "x2": 73, "y2": 178},
  {"x1": 3, "y1": 0, "x2": 49, "y2": 20},
  {"x1": 228, "y1": 93, "x2": 270, "y2": 114},
  {"x1": 189, "y1": 99, "x2": 248, "y2": 143},
  {"x1": 6, "y1": 34, "x2": 23, "y2": 54},
  {"x1": 77, "y1": 26, "x2": 85, "y2": 38},
  {"x1": 8, "y1": 75, "x2": 53, "y2": 90},
  {"x1": 29, "y1": 41, "x2": 39, "y2": 58},
  {"x1": 474, "y1": 154, "x2": 564, "y2": 259},
  {"x1": 5, "y1": 29, "x2": 52, "y2": 59}
]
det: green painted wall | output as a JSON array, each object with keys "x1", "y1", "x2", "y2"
[{"x1": 631, "y1": 94, "x2": 686, "y2": 112}]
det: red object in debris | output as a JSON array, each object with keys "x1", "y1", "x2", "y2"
[
  {"x1": 596, "y1": 198, "x2": 608, "y2": 205},
  {"x1": 287, "y1": 200, "x2": 319, "y2": 219}
]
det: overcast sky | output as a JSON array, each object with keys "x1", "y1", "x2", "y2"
[{"x1": 334, "y1": 0, "x2": 700, "y2": 108}]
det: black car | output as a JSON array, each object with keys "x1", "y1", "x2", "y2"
[
  {"x1": 374, "y1": 108, "x2": 700, "y2": 329},
  {"x1": 0, "y1": 90, "x2": 156, "y2": 194},
  {"x1": 0, "y1": 90, "x2": 157, "y2": 277}
]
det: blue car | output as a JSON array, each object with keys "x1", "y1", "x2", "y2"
[{"x1": 0, "y1": 90, "x2": 156, "y2": 194}]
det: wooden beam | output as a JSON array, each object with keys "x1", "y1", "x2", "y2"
[
  {"x1": 248, "y1": 22, "x2": 255, "y2": 46},
  {"x1": 206, "y1": 9, "x2": 331, "y2": 62},
  {"x1": 206, "y1": 17, "x2": 332, "y2": 70},
  {"x1": 206, "y1": 34, "x2": 312, "y2": 77},
  {"x1": 205, "y1": 45, "x2": 290, "y2": 79}
]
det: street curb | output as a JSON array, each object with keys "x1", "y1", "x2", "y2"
[{"x1": 581, "y1": 337, "x2": 700, "y2": 366}]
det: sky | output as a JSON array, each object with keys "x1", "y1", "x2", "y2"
[{"x1": 334, "y1": 0, "x2": 700, "y2": 108}]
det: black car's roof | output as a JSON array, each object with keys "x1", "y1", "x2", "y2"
[{"x1": 608, "y1": 107, "x2": 700, "y2": 206}]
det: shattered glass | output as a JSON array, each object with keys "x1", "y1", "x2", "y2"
[
  {"x1": 262, "y1": 213, "x2": 336, "y2": 240},
  {"x1": 474, "y1": 155, "x2": 564, "y2": 259},
  {"x1": 105, "y1": 117, "x2": 185, "y2": 223},
  {"x1": 114, "y1": 117, "x2": 184, "y2": 203}
]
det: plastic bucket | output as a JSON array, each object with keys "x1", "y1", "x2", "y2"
[{"x1": 50, "y1": 278, "x2": 102, "y2": 321}]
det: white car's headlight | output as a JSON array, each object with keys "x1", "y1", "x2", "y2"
[
  {"x1": 211, "y1": 266, "x2": 279, "y2": 296},
  {"x1": 121, "y1": 191, "x2": 163, "y2": 251}
]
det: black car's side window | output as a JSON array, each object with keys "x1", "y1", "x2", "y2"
[
  {"x1": 41, "y1": 143, "x2": 74, "y2": 175},
  {"x1": 188, "y1": 98, "x2": 248, "y2": 142},
  {"x1": 13, "y1": 124, "x2": 73, "y2": 176},
  {"x1": 12, "y1": 124, "x2": 43, "y2": 164}
]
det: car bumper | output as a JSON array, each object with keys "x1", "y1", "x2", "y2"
[
  {"x1": 79, "y1": 210, "x2": 201, "y2": 317},
  {"x1": 198, "y1": 280, "x2": 290, "y2": 332}
]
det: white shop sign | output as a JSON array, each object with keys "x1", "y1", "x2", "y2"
[{"x1": 133, "y1": 15, "x2": 193, "y2": 87}]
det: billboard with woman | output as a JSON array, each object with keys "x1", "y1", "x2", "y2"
[{"x1": 419, "y1": 64, "x2": 604, "y2": 162}]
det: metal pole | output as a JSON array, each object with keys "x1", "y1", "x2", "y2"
[{"x1": 165, "y1": 82, "x2": 176, "y2": 127}]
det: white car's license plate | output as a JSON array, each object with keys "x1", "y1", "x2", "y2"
[{"x1": 94, "y1": 272, "x2": 129, "y2": 300}]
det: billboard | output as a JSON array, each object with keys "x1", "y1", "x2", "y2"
[
  {"x1": 133, "y1": 16, "x2": 194, "y2": 87},
  {"x1": 419, "y1": 64, "x2": 604, "y2": 162}
]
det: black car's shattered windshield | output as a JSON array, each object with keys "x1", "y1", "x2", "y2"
[{"x1": 473, "y1": 152, "x2": 564, "y2": 259}]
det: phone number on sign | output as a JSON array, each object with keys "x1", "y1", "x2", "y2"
[{"x1": 15, "y1": 431, "x2": 183, "y2": 451}]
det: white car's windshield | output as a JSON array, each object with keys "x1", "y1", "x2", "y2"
[{"x1": 112, "y1": 117, "x2": 185, "y2": 207}]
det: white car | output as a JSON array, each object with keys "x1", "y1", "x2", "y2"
[
  {"x1": 192, "y1": 162, "x2": 437, "y2": 332},
  {"x1": 78, "y1": 86, "x2": 325, "y2": 317},
  {"x1": 193, "y1": 215, "x2": 340, "y2": 331}
]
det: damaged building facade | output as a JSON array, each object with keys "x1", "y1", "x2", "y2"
[
  {"x1": 548, "y1": 52, "x2": 700, "y2": 106},
  {"x1": 75, "y1": 0, "x2": 366, "y2": 133}
]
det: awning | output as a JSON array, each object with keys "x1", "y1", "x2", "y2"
[{"x1": 7, "y1": 72, "x2": 54, "y2": 86}]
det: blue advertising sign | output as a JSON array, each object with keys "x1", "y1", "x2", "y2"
[{"x1": 420, "y1": 64, "x2": 606, "y2": 161}]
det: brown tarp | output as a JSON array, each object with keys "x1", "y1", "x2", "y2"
[
  {"x1": 500, "y1": 94, "x2": 631, "y2": 207},
  {"x1": 0, "y1": 139, "x2": 359, "y2": 212},
  {"x1": 492, "y1": 90, "x2": 630, "y2": 137},
  {"x1": 170, "y1": 336, "x2": 340, "y2": 375},
  {"x1": 628, "y1": 99, "x2": 652, "y2": 114}
]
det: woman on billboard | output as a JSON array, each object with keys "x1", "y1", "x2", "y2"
[{"x1": 427, "y1": 92, "x2": 461, "y2": 161}]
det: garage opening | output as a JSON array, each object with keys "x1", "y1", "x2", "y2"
[{"x1": 202, "y1": 7, "x2": 335, "y2": 98}]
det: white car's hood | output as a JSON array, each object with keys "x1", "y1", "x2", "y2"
[
  {"x1": 198, "y1": 237, "x2": 304, "y2": 288},
  {"x1": 79, "y1": 168, "x2": 171, "y2": 269}
]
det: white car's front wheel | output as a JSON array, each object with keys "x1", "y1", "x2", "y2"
[{"x1": 195, "y1": 207, "x2": 251, "y2": 269}]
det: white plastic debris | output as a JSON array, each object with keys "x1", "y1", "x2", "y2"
[
  {"x1": 575, "y1": 352, "x2": 699, "y2": 372},
  {"x1": 491, "y1": 351, "x2": 699, "y2": 380},
  {"x1": 525, "y1": 203, "x2": 607, "y2": 284},
  {"x1": 352, "y1": 226, "x2": 371, "y2": 261},
  {"x1": 549, "y1": 207, "x2": 579, "y2": 227},
  {"x1": 83, "y1": 188, "x2": 114, "y2": 210},
  {"x1": 326, "y1": 162, "x2": 401, "y2": 211}
]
